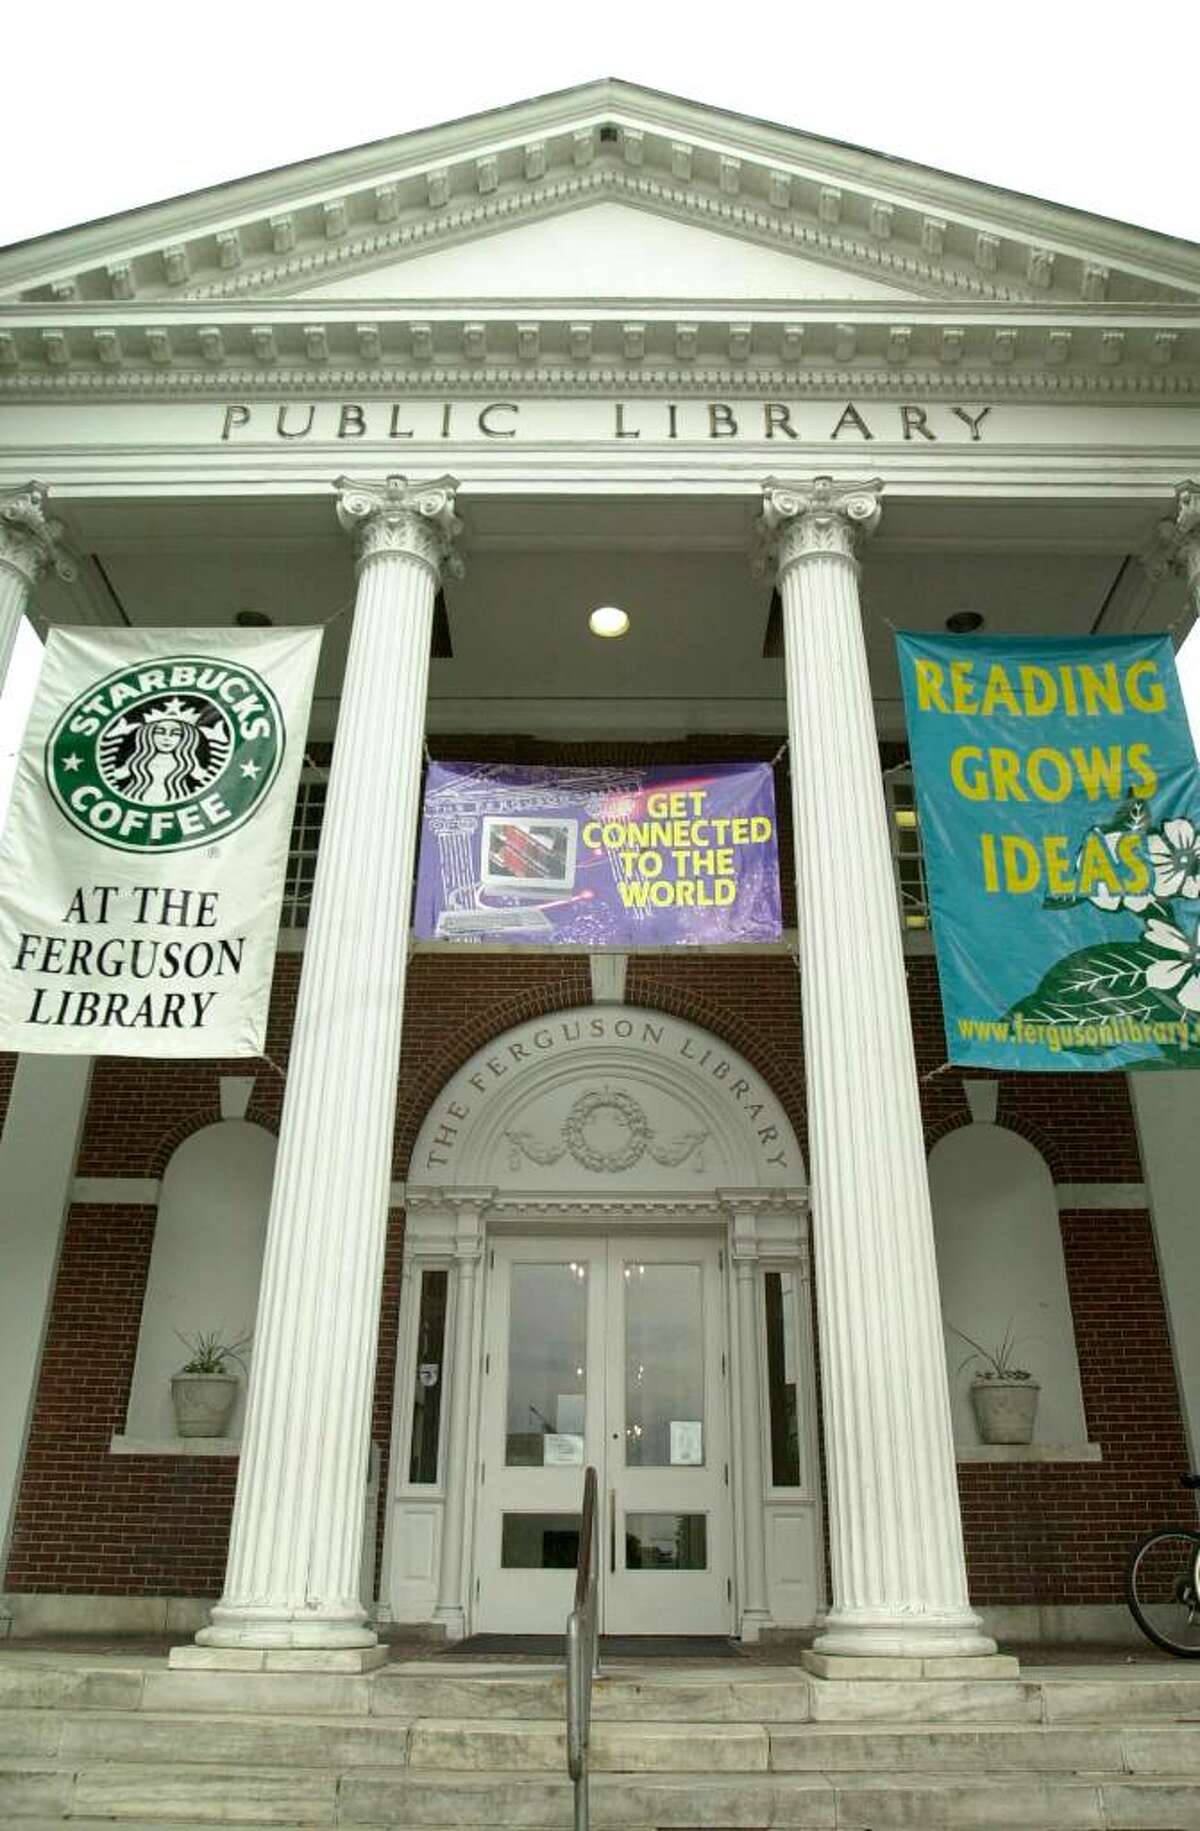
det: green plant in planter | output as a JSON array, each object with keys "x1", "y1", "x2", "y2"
[
  {"x1": 171, "y1": 1329, "x2": 253, "y2": 1439},
  {"x1": 174, "y1": 1329, "x2": 251, "y2": 1376},
  {"x1": 946, "y1": 1320, "x2": 1040, "y2": 1445},
  {"x1": 946, "y1": 1321, "x2": 1034, "y2": 1382}
]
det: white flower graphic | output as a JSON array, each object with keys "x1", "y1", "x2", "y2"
[
  {"x1": 1086, "y1": 830, "x2": 1154, "y2": 913},
  {"x1": 1148, "y1": 818, "x2": 1200, "y2": 900},
  {"x1": 1144, "y1": 918, "x2": 1200, "y2": 1011}
]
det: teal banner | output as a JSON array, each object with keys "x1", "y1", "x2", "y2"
[{"x1": 897, "y1": 632, "x2": 1200, "y2": 1072}]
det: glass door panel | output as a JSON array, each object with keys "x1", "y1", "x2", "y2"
[
  {"x1": 475, "y1": 1241, "x2": 604, "y2": 1632},
  {"x1": 606, "y1": 1237, "x2": 730, "y2": 1636},
  {"x1": 505, "y1": 1260, "x2": 589, "y2": 1468},
  {"x1": 624, "y1": 1261, "x2": 705, "y2": 1467}
]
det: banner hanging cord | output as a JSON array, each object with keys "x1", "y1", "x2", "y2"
[{"x1": 258, "y1": 1052, "x2": 288, "y2": 1083}]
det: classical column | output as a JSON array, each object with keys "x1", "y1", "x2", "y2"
[
  {"x1": 434, "y1": 1196, "x2": 487, "y2": 1638},
  {"x1": 757, "y1": 476, "x2": 997, "y2": 1666},
  {"x1": 0, "y1": 483, "x2": 74, "y2": 687},
  {"x1": 730, "y1": 1207, "x2": 771, "y2": 1641},
  {"x1": 192, "y1": 476, "x2": 462, "y2": 1661}
]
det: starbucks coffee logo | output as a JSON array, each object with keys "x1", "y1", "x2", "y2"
[{"x1": 46, "y1": 655, "x2": 284, "y2": 852}]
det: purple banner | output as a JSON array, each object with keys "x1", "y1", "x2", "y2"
[{"x1": 414, "y1": 762, "x2": 781, "y2": 945}]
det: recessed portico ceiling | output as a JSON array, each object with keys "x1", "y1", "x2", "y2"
[{"x1": 27, "y1": 491, "x2": 1186, "y2": 746}]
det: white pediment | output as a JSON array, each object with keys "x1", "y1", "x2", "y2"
[
  {"x1": 4, "y1": 79, "x2": 1198, "y2": 313},
  {"x1": 294, "y1": 202, "x2": 915, "y2": 303}
]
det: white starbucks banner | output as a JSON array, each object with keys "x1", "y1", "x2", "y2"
[{"x1": 0, "y1": 626, "x2": 321, "y2": 1057}]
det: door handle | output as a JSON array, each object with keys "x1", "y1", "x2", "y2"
[{"x1": 609, "y1": 1485, "x2": 616, "y2": 1574}]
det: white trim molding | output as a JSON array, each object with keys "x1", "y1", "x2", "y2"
[
  {"x1": 1056, "y1": 1183, "x2": 1149, "y2": 1210},
  {"x1": 71, "y1": 1177, "x2": 160, "y2": 1206}
]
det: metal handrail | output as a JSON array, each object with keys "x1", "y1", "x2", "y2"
[{"x1": 566, "y1": 1465, "x2": 599, "y2": 1831}]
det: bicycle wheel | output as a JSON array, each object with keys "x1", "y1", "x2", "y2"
[{"x1": 1127, "y1": 1529, "x2": 1200, "y2": 1656}]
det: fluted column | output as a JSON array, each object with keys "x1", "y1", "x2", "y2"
[
  {"x1": 0, "y1": 483, "x2": 74, "y2": 686},
  {"x1": 757, "y1": 476, "x2": 994, "y2": 1663},
  {"x1": 731, "y1": 1221, "x2": 770, "y2": 1641},
  {"x1": 195, "y1": 476, "x2": 462, "y2": 1657},
  {"x1": 434, "y1": 1198, "x2": 486, "y2": 1638}
]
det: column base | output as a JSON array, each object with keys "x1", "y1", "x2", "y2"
[
  {"x1": 171, "y1": 1643, "x2": 388, "y2": 1673},
  {"x1": 803, "y1": 1650, "x2": 1019, "y2": 1680},
  {"x1": 811, "y1": 1607, "x2": 998, "y2": 1663},
  {"x1": 196, "y1": 1602, "x2": 378, "y2": 1653}
]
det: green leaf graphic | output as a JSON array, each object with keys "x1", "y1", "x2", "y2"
[{"x1": 1010, "y1": 940, "x2": 1180, "y2": 1034}]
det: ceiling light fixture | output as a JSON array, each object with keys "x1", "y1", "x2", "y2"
[
  {"x1": 234, "y1": 609, "x2": 273, "y2": 627},
  {"x1": 588, "y1": 605, "x2": 630, "y2": 639},
  {"x1": 945, "y1": 610, "x2": 985, "y2": 634}
]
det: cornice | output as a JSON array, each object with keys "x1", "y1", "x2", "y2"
[
  {"x1": 1, "y1": 304, "x2": 1197, "y2": 404},
  {"x1": 4, "y1": 105, "x2": 1196, "y2": 315}
]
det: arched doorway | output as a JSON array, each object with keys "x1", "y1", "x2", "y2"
[{"x1": 381, "y1": 1004, "x2": 818, "y2": 1641}]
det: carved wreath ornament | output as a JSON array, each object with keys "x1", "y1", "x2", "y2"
[{"x1": 505, "y1": 1086, "x2": 708, "y2": 1175}]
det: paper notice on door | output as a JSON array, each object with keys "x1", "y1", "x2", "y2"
[
  {"x1": 670, "y1": 1421, "x2": 704, "y2": 1465},
  {"x1": 544, "y1": 1433, "x2": 585, "y2": 1467}
]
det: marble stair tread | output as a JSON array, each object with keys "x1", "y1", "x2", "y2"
[
  {"x1": 0, "y1": 1759, "x2": 340, "y2": 1823},
  {"x1": 770, "y1": 1721, "x2": 1131, "y2": 1771},
  {"x1": 7, "y1": 1763, "x2": 1200, "y2": 1831},
  {"x1": 375, "y1": 1664, "x2": 814, "y2": 1722},
  {"x1": 58, "y1": 1708, "x2": 410, "y2": 1766},
  {"x1": 335, "y1": 1767, "x2": 1189, "y2": 1830},
  {"x1": 408, "y1": 1716, "x2": 768, "y2": 1772}
]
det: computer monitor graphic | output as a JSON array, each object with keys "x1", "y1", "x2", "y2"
[{"x1": 478, "y1": 815, "x2": 578, "y2": 898}]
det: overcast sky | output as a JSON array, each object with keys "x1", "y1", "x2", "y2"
[{"x1": 2, "y1": 1, "x2": 1197, "y2": 249}]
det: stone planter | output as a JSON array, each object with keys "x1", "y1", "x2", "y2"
[
  {"x1": 170, "y1": 1372, "x2": 238, "y2": 1439},
  {"x1": 971, "y1": 1377, "x2": 1040, "y2": 1445}
]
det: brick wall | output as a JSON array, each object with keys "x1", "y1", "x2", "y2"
[
  {"x1": 0, "y1": 1051, "x2": 14, "y2": 1130},
  {"x1": 3, "y1": 1203, "x2": 238, "y2": 1595},
  {"x1": 3, "y1": 786, "x2": 1189, "y2": 1612},
  {"x1": 957, "y1": 1209, "x2": 1191, "y2": 1605}
]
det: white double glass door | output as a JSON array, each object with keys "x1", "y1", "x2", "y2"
[{"x1": 475, "y1": 1234, "x2": 731, "y2": 1636}]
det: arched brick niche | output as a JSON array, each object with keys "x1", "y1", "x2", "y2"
[{"x1": 124, "y1": 1120, "x2": 276, "y2": 1444}]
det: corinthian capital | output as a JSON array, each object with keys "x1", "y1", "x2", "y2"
[
  {"x1": 1151, "y1": 480, "x2": 1200, "y2": 611},
  {"x1": 755, "y1": 475, "x2": 883, "y2": 579},
  {"x1": 335, "y1": 474, "x2": 464, "y2": 582},
  {"x1": 0, "y1": 482, "x2": 77, "y2": 592}
]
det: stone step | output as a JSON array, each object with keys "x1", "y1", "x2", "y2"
[
  {"x1": 331, "y1": 1768, "x2": 1200, "y2": 1829},
  {"x1": 408, "y1": 1716, "x2": 767, "y2": 1772},
  {"x1": 4, "y1": 1656, "x2": 1200, "y2": 1736},
  {"x1": 5, "y1": 1825, "x2": 658, "y2": 1831},
  {"x1": 372, "y1": 1664, "x2": 818, "y2": 1724},
  {"x1": 370, "y1": 1663, "x2": 1062, "y2": 1726},
  {"x1": 0, "y1": 1706, "x2": 410, "y2": 1767},
  {"x1": 769, "y1": 1720, "x2": 1200, "y2": 1773},
  {"x1": 0, "y1": 1761, "x2": 338, "y2": 1824},
  {"x1": 1037, "y1": 1674, "x2": 1200, "y2": 1723},
  {"x1": 7, "y1": 1760, "x2": 1200, "y2": 1828},
  {"x1": 8, "y1": 1706, "x2": 1200, "y2": 1777}
]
